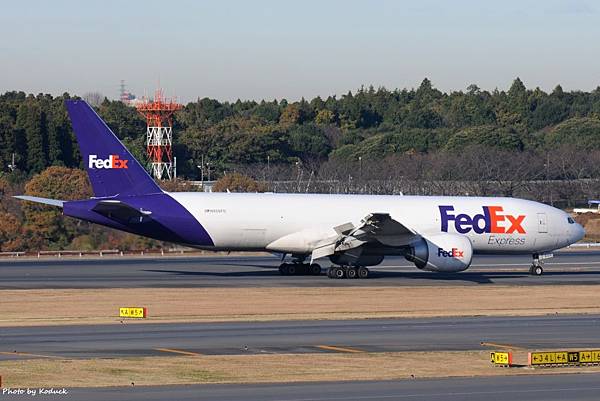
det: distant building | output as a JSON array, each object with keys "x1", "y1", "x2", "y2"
[{"x1": 119, "y1": 80, "x2": 137, "y2": 104}]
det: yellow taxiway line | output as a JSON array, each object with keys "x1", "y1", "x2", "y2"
[
  {"x1": 480, "y1": 342, "x2": 526, "y2": 350},
  {"x1": 154, "y1": 348, "x2": 203, "y2": 356},
  {"x1": 0, "y1": 351, "x2": 62, "y2": 359},
  {"x1": 316, "y1": 345, "x2": 365, "y2": 353}
]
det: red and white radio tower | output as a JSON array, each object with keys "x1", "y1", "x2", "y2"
[{"x1": 136, "y1": 88, "x2": 182, "y2": 180}]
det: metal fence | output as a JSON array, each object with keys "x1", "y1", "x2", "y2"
[
  {"x1": 1, "y1": 244, "x2": 598, "y2": 259},
  {"x1": 0, "y1": 248, "x2": 198, "y2": 259}
]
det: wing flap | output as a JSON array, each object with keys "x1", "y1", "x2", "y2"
[
  {"x1": 311, "y1": 243, "x2": 337, "y2": 260},
  {"x1": 311, "y1": 213, "x2": 418, "y2": 263},
  {"x1": 310, "y1": 213, "x2": 417, "y2": 262}
]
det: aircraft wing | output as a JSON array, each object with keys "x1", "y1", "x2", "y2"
[
  {"x1": 92, "y1": 200, "x2": 152, "y2": 224},
  {"x1": 311, "y1": 213, "x2": 417, "y2": 262}
]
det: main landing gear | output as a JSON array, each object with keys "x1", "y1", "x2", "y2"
[
  {"x1": 327, "y1": 266, "x2": 370, "y2": 279},
  {"x1": 529, "y1": 253, "x2": 553, "y2": 276},
  {"x1": 279, "y1": 263, "x2": 322, "y2": 276}
]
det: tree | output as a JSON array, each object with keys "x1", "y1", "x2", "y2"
[
  {"x1": 212, "y1": 172, "x2": 268, "y2": 192},
  {"x1": 252, "y1": 100, "x2": 280, "y2": 123},
  {"x1": 82, "y1": 92, "x2": 105, "y2": 107},
  {"x1": 467, "y1": 84, "x2": 481, "y2": 95},
  {"x1": 288, "y1": 123, "x2": 331, "y2": 161},
  {"x1": 98, "y1": 99, "x2": 145, "y2": 140},
  {"x1": 529, "y1": 97, "x2": 568, "y2": 130},
  {"x1": 445, "y1": 125, "x2": 523, "y2": 151},
  {"x1": 404, "y1": 107, "x2": 443, "y2": 129},
  {"x1": 46, "y1": 95, "x2": 74, "y2": 167},
  {"x1": 0, "y1": 212, "x2": 24, "y2": 251},
  {"x1": 178, "y1": 97, "x2": 234, "y2": 129},
  {"x1": 508, "y1": 77, "x2": 526, "y2": 98},
  {"x1": 279, "y1": 104, "x2": 301, "y2": 127},
  {"x1": 22, "y1": 167, "x2": 92, "y2": 249},
  {"x1": 546, "y1": 117, "x2": 600, "y2": 150},
  {"x1": 315, "y1": 109, "x2": 335, "y2": 125},
  {"x1": 17, "y1": 101, "x2": 48, "y2": 174}
]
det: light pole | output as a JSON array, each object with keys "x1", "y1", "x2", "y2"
[
  {"x1": 545, "y1": 152, "x2": 552, "y2": 205},
  {"x1": 196, "y1": 164, "x2": 204, "y2": 187},
  {"x1": 7, "y1": 153, "x2": 16, "y2": 172},
  {"x1": 358, "y1": 156, "x2": 362, "y2": 180},
  {"x1": 267, "y1": 155, "x2": 271, "y2": 184},
  {"x1": 199, "y1": 155, "x2": 205, "y2": 184}
]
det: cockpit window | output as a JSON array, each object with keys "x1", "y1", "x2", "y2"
[{"x1": 568, "y1": 217, "x2": 576, "y2": 224}]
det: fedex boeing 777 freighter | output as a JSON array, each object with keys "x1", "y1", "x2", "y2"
[{"x1": 16, "y1": 100, "x2": 585, "y2": 279}]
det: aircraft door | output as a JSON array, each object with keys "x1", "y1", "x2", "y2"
[{"x1": 537, "y1": 213, "x2": 547, "y2": 233}]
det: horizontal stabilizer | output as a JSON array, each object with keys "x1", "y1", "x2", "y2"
[
  {"x1": 13, "y1": 195, "x2": 64, "y2": 208},
  {"x1": 92, "y1": 200, "x2": 152, "y2": 224}
]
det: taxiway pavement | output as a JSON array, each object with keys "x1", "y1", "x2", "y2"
[
  {"x1": 1, "y1": 314, "x2": 599, "y2": 360},
  {"x1": 6, "y1": 373, "x2": 600, "y2": 401}
]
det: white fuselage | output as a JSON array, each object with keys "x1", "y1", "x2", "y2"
[{"x1": 170, "y1": 192, "x2": 584, "y2": 255}]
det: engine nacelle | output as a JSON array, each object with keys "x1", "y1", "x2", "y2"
[{"x1": 405, "y1": 233, "x2": 473, "y2": 272}]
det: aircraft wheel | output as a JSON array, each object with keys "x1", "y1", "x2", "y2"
[
  {"x1": 279, "y1": 263, "x2": 289, "y2": 276},
  {"x1": 334, "y1": 267, "x2": 345, "y2": 279},
  {"x1": 310, "y1": 263, "x2": 321, "y2": 275},
  {"x1": 533, "y1": 265, "x2": 544, "y2": 276},
  {"x1": 358, "y1": 267, "x2": 369, "y2": 279},
  {"x1": 287, "y1": 264, "x2": 297, "y2": 275},
  {"x1": 346, "y1": 267, "x2": 358, "y2": 279},
  {"x1": 327, "y1": 267, "x2": 335, "y2": 278}
]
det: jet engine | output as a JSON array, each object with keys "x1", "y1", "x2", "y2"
[{"x1": 405, "y1": 233, "x2": 473, "y2": 272}]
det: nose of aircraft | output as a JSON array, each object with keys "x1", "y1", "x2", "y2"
[{"x1": 571, "y1": 221, "x2": 585, "y2": 243}]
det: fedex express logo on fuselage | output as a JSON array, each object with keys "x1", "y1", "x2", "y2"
[
  {"x1": 439, "y1": 205, "x2": 526, "y2": 234},
  {"x1": 438, "y1": 248, "x2": 464, "y2": 258},
  {"x1": 88, "y1": 155, "x2": 128, "y2": 169}
]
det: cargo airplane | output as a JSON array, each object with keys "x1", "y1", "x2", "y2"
[{"x1": 16, "y1": 100, "x2": 585, "y2": 279}]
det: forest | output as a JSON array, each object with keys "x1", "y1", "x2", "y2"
[{"x1": 1, "y1": 77, "x2": 600, "y2": 251}]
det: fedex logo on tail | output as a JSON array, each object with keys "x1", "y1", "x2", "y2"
[
  {"x1": 439, "y1": 205, "x2": 525, "y2": 234},
  {"x1": 88, "y1": 155, "x2": 128, "y2": 169}
]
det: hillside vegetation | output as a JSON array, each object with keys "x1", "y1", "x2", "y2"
[{"x1": 2, "y1": 78, "x2": 600, "y2": 177}]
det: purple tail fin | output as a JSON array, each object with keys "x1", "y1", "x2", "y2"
[{"x1": 65, "y1": 100, "x2": 162, "y2": 197}]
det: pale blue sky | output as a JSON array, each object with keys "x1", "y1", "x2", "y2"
[{"x1": 1, "y1": 0, "x2": 599, "y2": 102}]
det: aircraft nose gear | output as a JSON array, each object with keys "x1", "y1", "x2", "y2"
[
  {"x1": 279, "y1": 263, "x2": 321, "y2": 276},
  {"x1": 327, "y1": 266, "x2": 370, "y2": 279},
  {"x1": 529, "y1": 253, "x2": 553, "y2": 276}
]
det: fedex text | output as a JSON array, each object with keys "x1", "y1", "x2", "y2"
[
  {"x1": 88, "y1": 154, "x2": 129, "y2": 169},
  {"x1": 439, "y1": 205, "x2": 525, "y2": 234}
]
